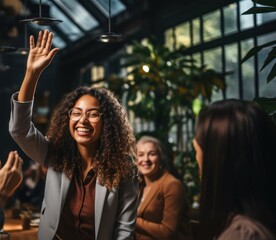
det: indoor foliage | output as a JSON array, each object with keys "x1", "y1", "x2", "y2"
[
  {"x1": 95, "y1": 38, "x2": 225, "y2": 202},
  {"x1": 242, "y1": 0, "x2": 276, "y2": 123}
]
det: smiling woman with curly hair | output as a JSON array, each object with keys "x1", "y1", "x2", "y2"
[
  {"x1": 9, "y1": 30, "x2": 138, "y2": 240},
  {"x1": 47, "y1": 87, "x2": 137, "y2": 190}
]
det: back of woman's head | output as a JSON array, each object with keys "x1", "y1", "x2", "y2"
[{"x1": 196, "y1": 99, "x2": 276, "y2": 238}]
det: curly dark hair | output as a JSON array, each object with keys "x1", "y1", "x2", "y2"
[{"x1": 46, "y1": 86, "x2": 137, "y2": 190}]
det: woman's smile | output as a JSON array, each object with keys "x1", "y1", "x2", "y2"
[{"x1": 69, "y1": 95, "x2": 103, "y2": 146}]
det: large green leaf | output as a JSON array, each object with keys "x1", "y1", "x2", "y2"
[
  {"x1": 260, "y1": 47, "x2": 276, "y2": 71},
  {"x1": 241, "y1": 40, "x2": 276, "y2": 63},
  {"x1": 242, "y1": 6, "x2": 276, "y2": 14},
  {"x1": 267, "y1": 63, "x2": 276, "y2": 83},
  {"x1": 254, "y1": 97, "x2": 276, "y2": 115},
  {"x1": 241, "y1": 0, "x2": 276, "y2": 84},
  {"x1": 253, "y1": 0, "x2": 276, "y2": 7}
]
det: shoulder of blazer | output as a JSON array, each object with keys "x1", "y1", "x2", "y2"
[
  {"x1": 158, "y1": 170, "x2": 181, "y2": 185},
  {"x1": 157, "y1": 170, "x2": 185, "y2": 193}
]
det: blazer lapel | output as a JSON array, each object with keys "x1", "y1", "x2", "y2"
[
  {"x1": 59, "y1": 172, "x2": 71, "y2": 215},
  {"x1": 138, "y1": 171, "x2": 168, "y2": 215},
  {"x1": 95, "y1": 181, "x2": 107, "y2": 238},
  {"x1": 138, "y1": 181, "x2": 160, "y2": 214}
]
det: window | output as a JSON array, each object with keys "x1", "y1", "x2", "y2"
[{"x1": 90, "y1": 0, "x2": 126, "y2": 17}]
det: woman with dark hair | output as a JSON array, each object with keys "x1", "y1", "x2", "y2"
[
  {"x1": 9, "y1": 30, "x2": 138, "y2": 240},
  {"x1": 135, "y1": 136, "x2": 192, "y2": 240},
  {"x1": 193, "y1": 99, "x2": 276, "y2": 240}
]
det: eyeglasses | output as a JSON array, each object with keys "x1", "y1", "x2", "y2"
[{"x1": 68, "y1": 108, "x2": 102, "y2": 123}]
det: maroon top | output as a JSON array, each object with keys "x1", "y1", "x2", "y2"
[{"x1": 55, "y1": 168, "x2": 96, "y2": 240}]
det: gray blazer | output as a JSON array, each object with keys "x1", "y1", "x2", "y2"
[{"x1": 9, "y1": 93, "x2": 139, "y2": 240}]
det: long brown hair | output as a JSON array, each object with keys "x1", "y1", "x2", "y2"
[{"x1": 195, "y1": 99, "x2": 276, "y2": 239}]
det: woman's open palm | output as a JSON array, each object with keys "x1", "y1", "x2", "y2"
[{"x1": 27, "y1": 30, "x2": 59, "y2": 73}]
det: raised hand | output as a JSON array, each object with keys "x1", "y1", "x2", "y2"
[
  {"x1": 0, "y1": 151, "x2": 23, "y2": 207},
  {"x1": 26, "y1": 29, "x2": 59, "y2": 74},
  {"x1": 18, "y1": 30, "x2": 59, "y2": 101}
]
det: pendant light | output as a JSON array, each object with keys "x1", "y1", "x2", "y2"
[
  {"x1": 20, "y1": 0, "x2": 62, "y2": 26},
  {"x1": 95, "y1": 0, "x2": 124, "y2": 43}
]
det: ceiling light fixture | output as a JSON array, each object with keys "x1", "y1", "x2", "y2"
[
  {"x1": 95, "y1": 0, "x2": 125, "y2": 43},
  {"x1": 20, "y1": 0, "x2": 62, "y2": 26}
]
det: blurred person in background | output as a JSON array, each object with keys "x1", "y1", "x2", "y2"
[{"x1": 135, "y1": 136, "x2": 193, "y2": 240}]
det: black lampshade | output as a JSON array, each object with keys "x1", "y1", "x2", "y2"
[
  {"x1": 20, "y1": 0, "x2": 62, "y2": 26},
  {"x1": 20, "y1": 17, "x2": 62, "y2": 26}
]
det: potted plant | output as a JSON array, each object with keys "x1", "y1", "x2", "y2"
[{"x1": 94, "y1": 38, "x2": 225, "y2": 201}]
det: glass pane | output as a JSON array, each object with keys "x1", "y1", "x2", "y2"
[
  {"x1": 192, "y1": 53, "x2": 201, "y2": 66},
  {"x1": 29, "y1": 0, "x2": 84, "y2": 44},
  {"x1": 225, "y1": 43, "x2": 239, "y2": 99},
  {"x1": 175, "y1": 22, "x2": 191, "y2": 48},
  {"x1": 50, "y1": 5, "x2": 84, "y2": 41},
  {"x1": 204, "y1": 47, "x2": 222, "y2": 70},
  {"x1": 224, "y1": 3, "x2": 237, "y2": 35},
  {"x1": 53, "y1": 33, "x2": 66, "y2": 49},
  {"x1": 90, "y1": 0, "x2": 126, "y2": 17},
  {"x1": 256, "y1": 3, "x2": 276, "y2": 25},
  {"x1": 258, "y1": 32, "x2": 276, "y2": 97},
  {"x1": 51, "y1": 32, "x2": 66, "y2": 49},
  {"x1": 91, "y1": 65, "x2": 105, "y2": 81},
  {"x1": 192, "y1": 18, "x2": 200, "y2": 45},
  {"x1": 203, "y1": 47, "x2": 223, "y2": 102},
  {"x1": 33, "y1": 25, "x2": 67, "y2": 49},
  {"x1": 164, "y1": 28, "x2": 175, "y2": 51},
  {"x1": 203, "y1": 10, "x2": 221, "y2": 42},
  {"x1": 240, "y1": 0, "x2": 254, "y2": 30},
  {"x1": 54, "y1": 0, "x2": 99, "y2": 31},
  {"x1": 241, "y1": 39, "x2": 255, "y2": 100}
]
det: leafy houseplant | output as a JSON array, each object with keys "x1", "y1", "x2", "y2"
[
  {"x1": 242, "y1": 0, "x2": 276, "y2": 121},
  {"x1": 96, "y1": 38, "x2": 225, "y2": 201},
  {"x1": 108, "y1": 39, "x2": 225, "y2": 141},
  {"x1": 241, "y1": 0, "x2": 276, "y2": 83}
]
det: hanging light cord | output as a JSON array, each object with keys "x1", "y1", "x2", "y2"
[
  {"x1": 108, "y1": 0, "x2": 111, "y2": 33},
  {"x1": 39, "y1": 0, "x2": 42, "y2": 17},
  {"x1": 95, "y1": 0, "x2": 124, "y2": 42}
]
